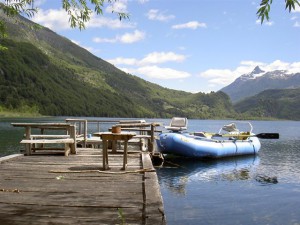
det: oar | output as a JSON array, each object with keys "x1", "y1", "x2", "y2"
[
  {"x1": 255, "y1": 133, "x2": 279, "y2": 139},
  {"x1": 214, "y1": 133, "x2": 279, "y2": 139}
]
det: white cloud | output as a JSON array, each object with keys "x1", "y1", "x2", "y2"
[
  {"x1": 139, "y1": 52, "x2": 186, "y2": 65},
  {"x1": 107, "y1": 51, "x2": 186, "y2": 65},
  {"x1": 291, "y1": 16, "x2": 298, "y2": 20},
  {"x1": 146, "y1": 9, "x2": 175, "y2": 22},
  {"x1": 264, "y1": 60, "x2": 290, "y2": 71},
  {"x1": 265, "y1": 21, "x2": 274, "y2": 26},
  {"x1": 138, "y1": 0, "x2": 149, "y2": 4},
  {"x1": 106, "y1": 0, "x2": 128, "y2": 13},
  {"x1": 107, "y1": 51, "x2": 189, "y2": 80},
  {"x1": 108, "y1": 57, "x2": 138, "y2": 66},
  {"x1": 32, "y1": 9, "x2": 70, "y2": 30},
  {"x1": 199, "y1": 69, "x2": 235, "y2": 85},
  {"x1": 198, "y1": 60, "x2": 300, "y2": 86},
  {"x1": 292, "y1": 6, "x2": 300, "y2": 13},
  {"x1": 172, "y1": 21, "x2": 207, "y2": 30},
  {"x1": 135, "y1": 66, "x2": 191, "y2": 79},
  {"x1": 31, "y1": 8, "x2": 134, "y2": 31},
  {"x1": 290, "y1": 62, "x2": 300, "y2": 73},
  {"x1": 294, "y1": 21, "x2": 300, "y2": 27},
  {"x1": 93, "y1": 30, "x2": 145, "y2": 44},
  {"x1": 93, "y1": 37, "x2": 117, "y2": 43},
  {"x1": 255, "y1": 19, "x2": 274, "y2": 26},
  {"x1": 87, "y1": 16, "x2": 135, "y2": 29},
  {"x1": 119, "y1": 30, "x2": 145, "y2": 43}
]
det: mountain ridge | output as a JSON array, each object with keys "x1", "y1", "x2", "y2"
[{"x1": 220, "y1": 66, "x2": 300, "y2": 103}]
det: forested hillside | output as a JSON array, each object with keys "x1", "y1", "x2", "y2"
[
  {"x1": 234, "y1": 88, "x2": 300, "y2": 120},
  {"x1": 0, "y1": 12, "x2": 235, "y2": 118},
  {"x1": 0, "y1": 39, "x2": 149, "y2": 117}
]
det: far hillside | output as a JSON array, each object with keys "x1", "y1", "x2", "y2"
[
  {"x1": 234, "y1": 88, "x2": 300, "y2": 120},
  {"x1": 0, "y1": 11, "x2": 235, "y2": 119}
]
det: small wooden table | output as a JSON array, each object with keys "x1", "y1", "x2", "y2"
[{"x1": 94, "y1": 132, "x2": 136, "y2": 170}]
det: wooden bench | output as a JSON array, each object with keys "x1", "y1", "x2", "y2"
[
  {"x1": 29, "y1": 134, "x2": 71, "y2": 139},
  {"x1": 20, "y1": 138, "x2": 75, "y2": 156}
]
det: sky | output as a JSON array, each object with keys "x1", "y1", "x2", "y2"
[{"x1": 17, "y1": 0, "x2": 300, "y2": 93}]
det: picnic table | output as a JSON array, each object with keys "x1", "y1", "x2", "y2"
[{"x1": 11, "y1": 123, "x2": 76, "y2": 156}]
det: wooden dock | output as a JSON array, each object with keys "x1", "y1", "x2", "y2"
[{"x1": 0, "y1": 148, "x2": 166, "y2": 224}]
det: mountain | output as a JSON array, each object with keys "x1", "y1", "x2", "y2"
[
  {"x1": 234, "y1": 88, "x2": 300, "y2": 120},
  {"x1": 0, "y1": 11, "x2": 234, "y2": 118},
  {"x1": 220, "y1": 66, "x2": 300, "y2": 103}
]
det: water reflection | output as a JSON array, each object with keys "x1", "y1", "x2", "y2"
[{"x1": 157, "y1": 156, "x2": 260, "y2": 195}]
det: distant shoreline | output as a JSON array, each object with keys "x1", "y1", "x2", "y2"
[{"x1": 0, "y1": 111, "x2": 289, "y2": 121}]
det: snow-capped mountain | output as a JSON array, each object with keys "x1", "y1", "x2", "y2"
[{"x1": 220, "y1": 66, "x2": 300, "y2": 103}]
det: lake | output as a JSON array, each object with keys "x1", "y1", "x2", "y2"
[{"x1": 1, "y1": 117, "x2": 300, "y2": 224}]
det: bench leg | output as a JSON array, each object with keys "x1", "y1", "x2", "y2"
[
  {"x1": 64, "y1": 144, "x2": 71, "y2": 156},
  {"x1": 70, "y1": 143, "x2": 76, "y2": 154},
  {"x1": 25, "y1": 143, "x2": 32, "y2": 156}
]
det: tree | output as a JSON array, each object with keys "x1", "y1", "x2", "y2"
[
  {"x1": 257, "y1": 0, "x2": 300, "y2": 23},
  {"x1": 0, "y1": 0, "x2": 128, "y2": 49}
]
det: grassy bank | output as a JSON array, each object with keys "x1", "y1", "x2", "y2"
[{"x1": 0, "y1": 107, "x2": 42, "y2": 118}]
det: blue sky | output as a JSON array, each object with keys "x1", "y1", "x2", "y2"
[{"x1": 24, "y1": 0, "x2": 300, "y2": 92}]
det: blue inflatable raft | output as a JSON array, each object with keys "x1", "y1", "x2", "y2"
[
  {"x1": 156, "y1": 118, "x2": 262, "y2": 158},
  {"x1": 157, "y1": 132, "x2": 261, "y2": 158}
]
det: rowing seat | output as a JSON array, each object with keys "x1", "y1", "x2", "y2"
[{"x1": 165, "y1": 117, "x2": 188, "y2": 132}]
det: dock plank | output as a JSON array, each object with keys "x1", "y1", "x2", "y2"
[{"x1": 0, "y1": 148, "x2": 165, "y2": 225}]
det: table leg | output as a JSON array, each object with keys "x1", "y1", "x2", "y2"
[
  {"x1": 112, "y1": 140, "x2": 117, "y2": 153},
  {"x1": 102, "y1": 140, "x2": 110, "y2": 170},
  {"x1": 105, "y1": 143, "x2": 109, "y2": 169},
  {"x1": 122, "y1": 140, "x2": 128, "y2": 170}
]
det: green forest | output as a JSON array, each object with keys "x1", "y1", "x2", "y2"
[{"x1": 234, "y1": 88, "x2": 300, "y2": 120}]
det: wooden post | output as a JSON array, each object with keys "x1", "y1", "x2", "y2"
[
  {"x1": 69, "y1": 125, "x2": 76, "y2": 154},
  {"x1": 84, "y1": 120, "x2": 87, "y2": 148},
  {"x1": 149, "y1": 124, "x2": 155, "y2": 153},
  {"x1": 78, "y1": 122, "x2": 82, "y2": 135},
  {"x1": 102, "y1": 140, "x2": 109, "y2": 170},
  {"x1": 25, "y1": 126, "x2": 31, "y2": 156},
  {"x1": 122, "y1": 140, "x2": 128, "y2": 170},
  {"x1": 40, "y1": 128, "x2": 45, "y2": 149}
]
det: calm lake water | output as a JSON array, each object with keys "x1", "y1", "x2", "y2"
[{"x1": 1, "y1": 117, "x2": 300, "y2": 225}]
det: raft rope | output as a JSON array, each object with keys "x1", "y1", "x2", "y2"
[{"x1": 49, "y1": 168, "x2": 155, "y2": 174}]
